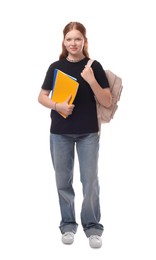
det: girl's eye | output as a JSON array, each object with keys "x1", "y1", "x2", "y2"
[{"x1": 66, "y1": 38, "x2": 81, "y2": 42}]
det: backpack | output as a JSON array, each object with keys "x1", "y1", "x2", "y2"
[{"x1": 86, "y1": 59, "x2": 123, "y2": 126}]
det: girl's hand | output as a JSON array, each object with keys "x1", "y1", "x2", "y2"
[
  {"x1": 81, "y1": 66, "x2": 95, "y2": 85},
  {"x1": 56, "y1": 95, "x2": 75, "y2": 116}
]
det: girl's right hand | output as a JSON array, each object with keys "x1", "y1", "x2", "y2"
[{"x1": 56, "y1": 95, "x2": 75, "y2": 116}]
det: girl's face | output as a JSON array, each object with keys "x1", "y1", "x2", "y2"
[{"x1": 64, "y1": 29, "x2": 85, "y2": 57}]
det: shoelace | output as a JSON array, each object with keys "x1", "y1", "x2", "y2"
[
  {"x1": 89, "y1": 235, "x2": 101, "y2": 240},
  {"x1": 64, "y1": 232, "x2": 74, "y2": 237}
]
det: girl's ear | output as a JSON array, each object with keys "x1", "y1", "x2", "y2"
[{"x1": 63, "y1": 40, "x2": 66, "y2": 47}]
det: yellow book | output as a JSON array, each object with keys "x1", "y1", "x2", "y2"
[{"x1": 51, "y1": 69, "x2": 79, "y2": 118}]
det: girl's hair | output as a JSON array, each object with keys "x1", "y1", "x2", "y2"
[{"x1": 59, "y1": 22, "x2": 89, "y2": 60}]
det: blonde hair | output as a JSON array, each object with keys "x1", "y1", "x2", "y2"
[{"x1": 59, "y1": 22, "x2": 89, "y2": 60}]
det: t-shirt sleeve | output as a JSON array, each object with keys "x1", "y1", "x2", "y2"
[
  {"x1": 92, "y1": 60, "x2": 109, "y2": 89},
  {"x1": 41, "y1": 64, "x2": 54, "y2": 91}
]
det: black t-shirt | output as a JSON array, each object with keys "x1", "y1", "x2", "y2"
[{"x1": 41, "y1": 57, "x2": 109, "y2": 134}]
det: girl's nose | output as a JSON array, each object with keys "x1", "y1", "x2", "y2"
[{"x1": 71, "y1": 40, "x2": 76, "y2": 45}]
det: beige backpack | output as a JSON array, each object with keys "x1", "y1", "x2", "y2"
[{"x1": 87, "y1": 59, "x2": 123, "y2": 126}]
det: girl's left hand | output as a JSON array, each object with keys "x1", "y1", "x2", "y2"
[{"x1": 81, "y1": 66, "x2": 95, "y2": 85}]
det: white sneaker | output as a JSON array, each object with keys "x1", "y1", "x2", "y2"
[
  {"x1": 89, "y1": 235, "x2": 102, "y2": 248},
  {"x1": 62, "y1": 232, "x2": 74, "y2": 244}
]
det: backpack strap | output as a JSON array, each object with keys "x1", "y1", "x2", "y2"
[{"x1": 86, "y1": 59, "x2": 94, "y2": 67}]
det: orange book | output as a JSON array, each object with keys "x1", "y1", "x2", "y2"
[{"x1": 51, "y1": 69, "x2": 79, "y2": 118}]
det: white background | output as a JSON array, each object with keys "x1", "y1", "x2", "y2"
[{"x1": 0, "y1": 0, "x2": 156, "y2": 259}]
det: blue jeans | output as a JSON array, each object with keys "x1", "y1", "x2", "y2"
[{"x1": 50, "y1": 132, "x2": 104, "y2": 237}]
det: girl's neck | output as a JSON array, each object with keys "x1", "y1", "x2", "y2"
[{"x1": 66, "y1": 55, "x2": 85, "y2": 63}]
